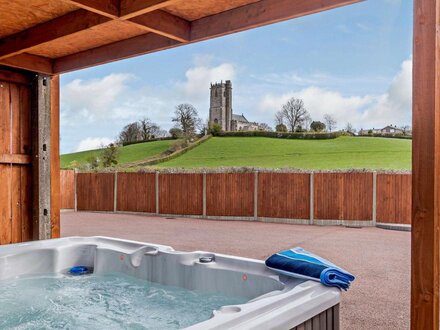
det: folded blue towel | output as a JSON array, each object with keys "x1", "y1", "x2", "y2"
[{"x1": 265, "y1": 247, "x2": 355, "y2": 290}]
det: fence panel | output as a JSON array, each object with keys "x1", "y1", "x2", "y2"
[
  {"x1": 60, "y1": 170, "x2": 75, "y2": 209},
  {"x1": 376, "y1": 174, "x2": 411, "y2": 224},
  {"x1": 258, "y1": 172, "x2": 310, "y2": 219},
  {"x1": 206, "y1": 173, "x2": 254, "y2": 217},
  {"x1": 117, "y1": 172, "x2": 156, "y2": 213},
  {"x1": 77, "y1": 173, "x2": 114, "y2": 211},
  {"x1": 314, "y1": 172, "x2": 373, "y2": 221},
  {"x1": 159, "y1": 173, "x2": 203, "y2": 215}
]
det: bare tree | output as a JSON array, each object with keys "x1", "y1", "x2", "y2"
[
  {"x1": 274, "y1": 110, "x2": 284, "y2": 126},
  {"x1": 303, "y1": 114, "x2": 312, "y2": 131},
  {"x1": 401, "y1": 125, "x2": 411, "y2": 136},
  {"x1": 118, "y1": 122, "x2": 141, "y2": 144},
  {"x1": 281, "y1": 97, "x2": 309, "y2": 132},
  {"x1": 324, "y1": 114, "x2": 337, "y2": 132},
  {"x1": 258, "y1": 123, "x2": 272, "y2": 132},
  {"x1": 139, "y1": 117, "x2": 160, "y2": 140},
  {"x1": 172, "y1": 103, "x2": 201, "y2": 138},
  {"x1": 345, "y1": 122, "x2": 355, "y2": 134}
]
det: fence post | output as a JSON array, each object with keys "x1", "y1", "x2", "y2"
[
  {"x1": 254, "y1": 171, "x2": 259, "y2": 220},
  {"x1": 113, "y1": 172, "x2": 118, "y2": 213},
  {"x1": 310, "y1": 172, "x2": 314, "y2": 225},
  {"x1": 155, "y1": 171, "x2": 160, "y2": 215},
  {"x1": 203, "y1": 172, "x2": 207, "y2": 217},
  {"x1": 74, "y1": 169, "x2": 78, "y2": 212},
  {"x1": 372, "y1": 171, "x2": 377, "y2": 226}
]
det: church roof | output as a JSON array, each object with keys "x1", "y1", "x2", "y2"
[{"x1": 232, "y1": 114, "x2": 248, "y2": 123}]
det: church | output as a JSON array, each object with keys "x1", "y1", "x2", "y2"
[{"x1": 209, "y1": 80, "x2": 259, "y2": 131}]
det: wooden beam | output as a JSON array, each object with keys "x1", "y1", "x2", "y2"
[
  {"x1": 191, "y1": 0, "x2": 364, "y2": 41},
  {"x1": 0, "y1": 54, "x2": 53, "y2": 75},
  {"x1": 54, "y1": 33, "x2": 180, "y2": 73},
  {"x1": 411, "y1": 0, "x2": 440, "y2": 328},
  {"x1": 53, "y1": 0, "x2": 361, "y2": 73},
  {"x1": 0, "y1": 70, "x2": 31, "y2": 85},
  {"x1": 129, "y1": 10, "x2": 190, "y2": 42},
  {"x1": 119, "y1": 0, "x2": 181, "y2": 19},
  {"x1": 63, "y1": 0, "x2": 119, "y2": 18},
  {"x1": 0, "y1": 10, "x2": 110, "y2": 60}
]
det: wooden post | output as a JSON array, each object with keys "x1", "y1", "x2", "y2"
[
  {"x1": 412, "y1": 0, "x2": 440, "y2": 328},
  {"x1": 113, "y1": 172, "x2": 118, "y2": 212},
  {"x1": 155, "y1": 171, "x2": 159, "y2": 214},
  {"x1": 50, "y1": 75, "x2": 60, "y2": 238},
  {"x1": 202, "y1": 172, "x2": 207, "y2": 217},
  {"x1": 310, "y1": 172, "x2": 314, "y2": 225},
  {"x1": 372, "y1": 171, "x2": 377, "y2": 226},
  {"x1": 254, "y1": 171, "x2": 258, "y2": 220},
  {"x1": 32, "y1": 74, "x2": 51, "y2": 241}
]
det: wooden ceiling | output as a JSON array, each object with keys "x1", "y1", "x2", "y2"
[{"x1": 0, "y1": 0, "x2": 362, "y2": 74}]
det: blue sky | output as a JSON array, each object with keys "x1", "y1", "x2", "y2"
[{"x1": 60, "y1": 0, "x2": 412, "y2": 153}]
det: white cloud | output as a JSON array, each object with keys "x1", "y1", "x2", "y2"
[
  {"x1": 256, "y1": 58, "x2": 412, "y2": 129},
  {"x1": 178, "y1": 62, "x2": 235, "y2": 100},
  {"x1": 75, "y1": 137, "x2": 113, "y2": 152}
]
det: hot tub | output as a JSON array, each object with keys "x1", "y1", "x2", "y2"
[{"x1": 0, "y1": 237, "x2": 340, "y2": 329}]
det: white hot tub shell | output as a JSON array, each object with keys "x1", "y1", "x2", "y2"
[{"x1": 0, "y1": 237, "x2": 341, "y2": 329}]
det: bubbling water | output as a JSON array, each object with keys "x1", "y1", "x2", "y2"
[{"x1": 0, "y1": 273, "x2": 248, "y2": 329}]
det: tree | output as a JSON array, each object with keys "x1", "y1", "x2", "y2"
[
  {"x1": 86, "y1": 156, "x2": 99, "y2": 170},
  {"x1": 275, "y1": 123, "x2": 288, "y2": 132},
  {"x1": 274, "y1": 110, "x2": 284, "y2": 126},
  {"x1": 401, "y1": 125, "x2": 411, "y2": 136},
  {"x1": 258, "y1": 123, "x2": 272, "y2": 132},
  {"x1": 139, "y1": 117, "x2": 160, "y2": 140},
  {"x1": 118, "y1": 122, "x2": 141, "y2": 144},
  {"x1": 172, "y1": 103, "x2": 201, "y2": 138},
  {"x1": 310, "y1": 121, "x2": 326, "y2": 132},
  {"x1": 345, "y1": 122, "x2": 355, "y2": 134},
  {"x1": 281, "y1": 97, "x2": 309, "y2": 132},
  {"x1": 303, "y1": 114, "x2": 312, "y2": 131},
  {"x1": 208, "y1": 123, "x2": 222, "y2": 135},
  {"x1": 169, "y1": 128, "x2": 183, "y2": 139},
  {"x1": 101, "y1": 143, "x2": 119, "y2": 167},
  {"x1": 324, "y1": 114, "x2": 337, "y2": 132}
]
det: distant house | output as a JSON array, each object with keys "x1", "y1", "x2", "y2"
[{"x1": 359, "y1": 125, "x2": 411, "y2": 136}]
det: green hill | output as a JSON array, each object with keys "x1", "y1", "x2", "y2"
[
  {"x1": 60, "y1": 140, "x2": 174, "y2": 168},
  {"x1": 156, "y1": 136, "x2": 411, "y2": 170}
]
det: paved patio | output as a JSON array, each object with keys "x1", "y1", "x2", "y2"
[{"x1": 61, "y1": 211, "x2": 410, "y2": 329}]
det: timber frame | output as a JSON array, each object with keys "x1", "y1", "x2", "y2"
[
  {"x1": 0, "y1": 0, "x2": 438, "y2": 329},
  {"x1": 0, "y1": 0, "x2": 362, "y2": 74}
]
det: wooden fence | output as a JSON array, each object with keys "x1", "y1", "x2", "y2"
[{"x1": 60, "y1": 170, "x2": 412, "y2": 227}]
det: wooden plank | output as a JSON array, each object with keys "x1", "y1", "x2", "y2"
[
  {"x1": 21, "y1": 166, "x2": 32, "y2": 242},
  {"x1": 376, "y1": 174, "x2": 411, "y2": 225},
  {"x1": 60, "y1": 170, "x2": 75, "y2": 209},
  {"x1": 158, "y1": 173, "x2": 203, "y2": 215},
  {"x1": 0, "y1": 53, "x2": 53, "y2": 74},
  {"x1": 0, "y1": 165, "x2": 12, "y2": 245},
  {"x1": 50, "y1": 75, "x2": 60, "y2": 239},
  {"x1": 258, "y1": 172, "x2": 310, "y2": 219},
  {"x1": 53, "y1": 0, "x2": 361, "y2": 73},
  {"x1": 76, "y1": 173, "x2": 115, "y2": 211},
  {"x1": 63, "y1": 0, "x2": 119, "y2": 18},
  {"x1": 129, "y1": 10, "x2": 190, "y2": 42},
  {"x1": 31, "y1": 74, "x2": 52, "y2": 241},
  {"x1": 0, "y1": 9, "x2": 111, "y2": 60},
  {"x1": 0, "y1": 70, "x2": 31, "y2": 85},
  {"x1": 117, "y1": 172, "x2": 156, "y2": 213},
  {"x1": 314, "y1": 173, "x2": 372, "y2": 221},
  {"x1": 206, "y1": 173, "x2": 254, "y2": 217},
  {"x1": 412, "y1": 0, "x2": 440, "y2": 328},
  {"x1": 0, "y1": 154, "x2": 31, "y2": 165},
  {"x1": 120, "y1": 0, "x2": 182, "y2": 19},
  {"x1": 54, "y1": 33, "x2": 180, "y2": 73}
]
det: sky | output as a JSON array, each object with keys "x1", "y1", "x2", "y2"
[{"x1": 60, "y1": 0, "x2": 413, "y2": 154}]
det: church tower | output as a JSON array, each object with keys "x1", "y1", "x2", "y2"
[{"x1": 209, "y1": 80, "x2": 232, "y2": 131}]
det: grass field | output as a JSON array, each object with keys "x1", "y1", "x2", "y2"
[
  {"x1": 60, "y1": 140, "x2": 173, "y2": 168},
  {"x1": 156, "y1": 136, "x2": 411, "y2": 170}
]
